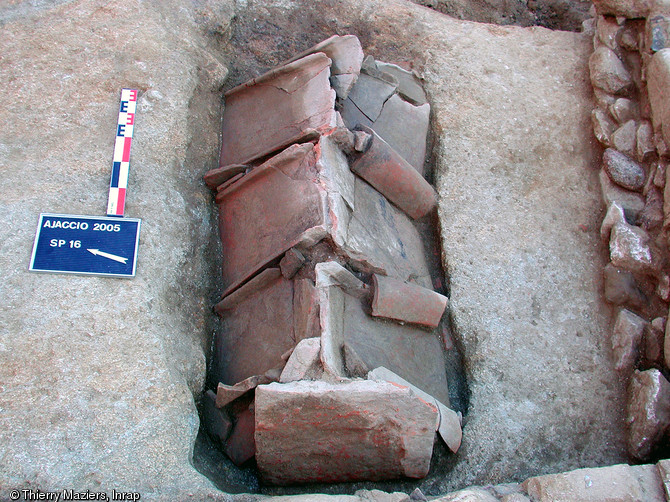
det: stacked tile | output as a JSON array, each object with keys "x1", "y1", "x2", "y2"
[
  {"x1": 200, "y1": 35, "x2": 462, "y2": 482},
  {"x1": 589, "y1": 0, "x2": 670, "y2": 461}
]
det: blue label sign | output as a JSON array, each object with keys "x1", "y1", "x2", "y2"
[{"x1": 29, "y1": 214, "x2": 141, "y2": 278}]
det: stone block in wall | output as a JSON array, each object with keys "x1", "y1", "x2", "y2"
[
  {"x1": 611, "y1": 119, "x2": 639, "y2": 157},
  {"x1": 603, "y1": 263, "x2": 649, "y2": 310},
  {"x1": 600, "y1": 169, "x2": 645, "y2": 223},
  {"x1": 626, "y1": 368, "x2": 670, "y2": 460},
  {"x1": 647, "y1": 9, "x2": 670, "y2": 52},
  {"x1": 611, "y1": 308, "x2": 648, "y2": 375},
  {"x1": 656, "y1": 458, "x2": 670, "y2": 500},
  {"x1": 609, "y1": 220, "x2": 657, "y2": 275},
  {"x1": 522, "y1": 463, "x2": 666, "y2": 501},
  {"x1": 432, "y1": 489, "x2": 498, "y2": 502},
  {"x1": 603, "y1": 148, "x2": 646, "y2": 192},
  {"x1": 592, "y1": 108, "x2": 617, "y2": 147},
  {"x1": 254, "y1": 380, "x2": 438, "y2": 484},
  {"x1": 589, "y1": 46, "x2": 633, "y2": 95},
  {"x1": 592, "y1": 0, "x2": 653, "y2": 19},
  {"x1": 647, "y1": 48, "x2": 670, "y2": 147}
]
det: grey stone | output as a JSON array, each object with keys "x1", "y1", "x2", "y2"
[
  {"x1": 341, "y1": 96, "x2": 374, "y2": 130},
  {"x1": 611, "y1": 308, "x2": 648, "y2": 376},
  {"x1": 343, "y1": 342, "x2": 370, "y2": 378},
  {"x1": 372, "y1": 94, "x2": 431, "y2": 174},
  {"x1": 376, "y1": 61, "x2": 428, "y2": 106},
  {"x1": 409, "y1": 488, "x2": 428, "y2": 501},
  {"x1": 501, "y1": 495, "x2": 531, "y2": 502},
  {"x1": 600, "y1": 169, "x2": 645, "y2": 223},
  {"x1": 648, "y1": 49, "x2": 670, "y2": 147},
  {"x1": 663, "y1": 310, "x2": 670, "y2": 369},
  {"x1": 589, "y1": 46, "x2": 633, "y2": 95},
  {"x1": 626, "y1": 369, "x2": 670, "y2": 460},
  {"x1": 279, "y1": 337, "x2": 322, "y2": 383},
  {"x1": 347, "y1": 72, "x2": 398, "y2": 123},
  {"x1": 657, "y1": 459, "x2": 670, "y2": 501},
  {"x1": 603, "y1": 263, "x2": 648, "y2": 310},
  {"x1": 648, "y1": 13, "x2": 670, "y2": 52},
  {"x1": 340, "y1": 177, "x2": 433, "y2": 287},
  {"x1": 279, "y1": 247, "x2": 306, "y2": 279},
  {"x1": 603, "y1": 148, "x2": 645, "y2": 192},
  {"x1": 356, "y1": 489, "x2": 411, "y2": 502},
  {"x1": 621, "y1": 29, "x2": 640, "y2": 51},
  {"x1": 331, "y1": 74, "x2": 358, "y2": 100},
  {"x1": 254, "y1": 380, "x2": 438, "y2": 484},
  {"x1": 594, "y1": 87, "x2": 618, "y2": 108},
  {"x1": 610, "y1": 221, "x2": 656, "y2": 275},
  {"x1": 653, "y1": 161, "x2": 666, "y2": 188},
  {"x1": 523, "y1": 464, "x2": 665, "y2": 502},
  {"x1": 610, "y1": 98, "x2": 639, "y2": 124},
  {"x1": 592, "y1": 108, "x2": 616, "y2": 147}
]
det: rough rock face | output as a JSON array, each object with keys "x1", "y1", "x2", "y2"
[
  {"x1": 429, "y1": 4, "x2": 627, "y2": 489},
  {"x1": 0, "y1": 0, "x2": 234, "y2": 498},
  {"x1": 523, "y1": 464, "x2": 666, "y2": 502}
]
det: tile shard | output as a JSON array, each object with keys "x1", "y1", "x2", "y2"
[
  {"x1": 254, "y1": 380, "x2": 438, "y2": 484},
  {"x1": 220, "y1": 52, "x2": 337, "y2": 167},
  {"x1": 212, "y1": 270, "x2": 296, "y2": 386},
  {"x1": 279, "y1": 337, "x2": 323, "y2": 383},
  {"x1": 371, "y1": 273, "x2": 448, "y2": 329},
  {"x1": 368, "y1": 366, "x2": 461, "y2": 454},
  {"x1": 351, "y1": 126, "x2": 437, "y2": 220},
  {"x1": 216, "y1": 143, "x2": 328, "y2": 296}
]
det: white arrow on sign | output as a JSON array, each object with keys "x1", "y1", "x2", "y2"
[{"x1": 87, "y1": 248, "x2": 128, "y2": 264}]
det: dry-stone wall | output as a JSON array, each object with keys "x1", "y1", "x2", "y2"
[{"x1": 588, "y1": 0, "x2": 670, "y2": 462}]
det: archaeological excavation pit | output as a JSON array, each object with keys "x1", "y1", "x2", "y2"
[
  {"x1": 196, "y1": 35, "x2": 470, "y2": 491},
  {"x1": 8, "y1": 0, "x2": 670, "y2": 499}
]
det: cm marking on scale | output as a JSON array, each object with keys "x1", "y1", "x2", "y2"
[{"x1": 29, "y1": 214, "x2": 141, "y2": 278}]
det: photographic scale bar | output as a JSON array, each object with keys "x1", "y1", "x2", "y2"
[{"x1": 107, "y1": 88, "x2": 138, "y2": 217}]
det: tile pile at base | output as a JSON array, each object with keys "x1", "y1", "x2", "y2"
[{"x1": 202, "y1": 35, "x2": 462, "y2": 484}]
